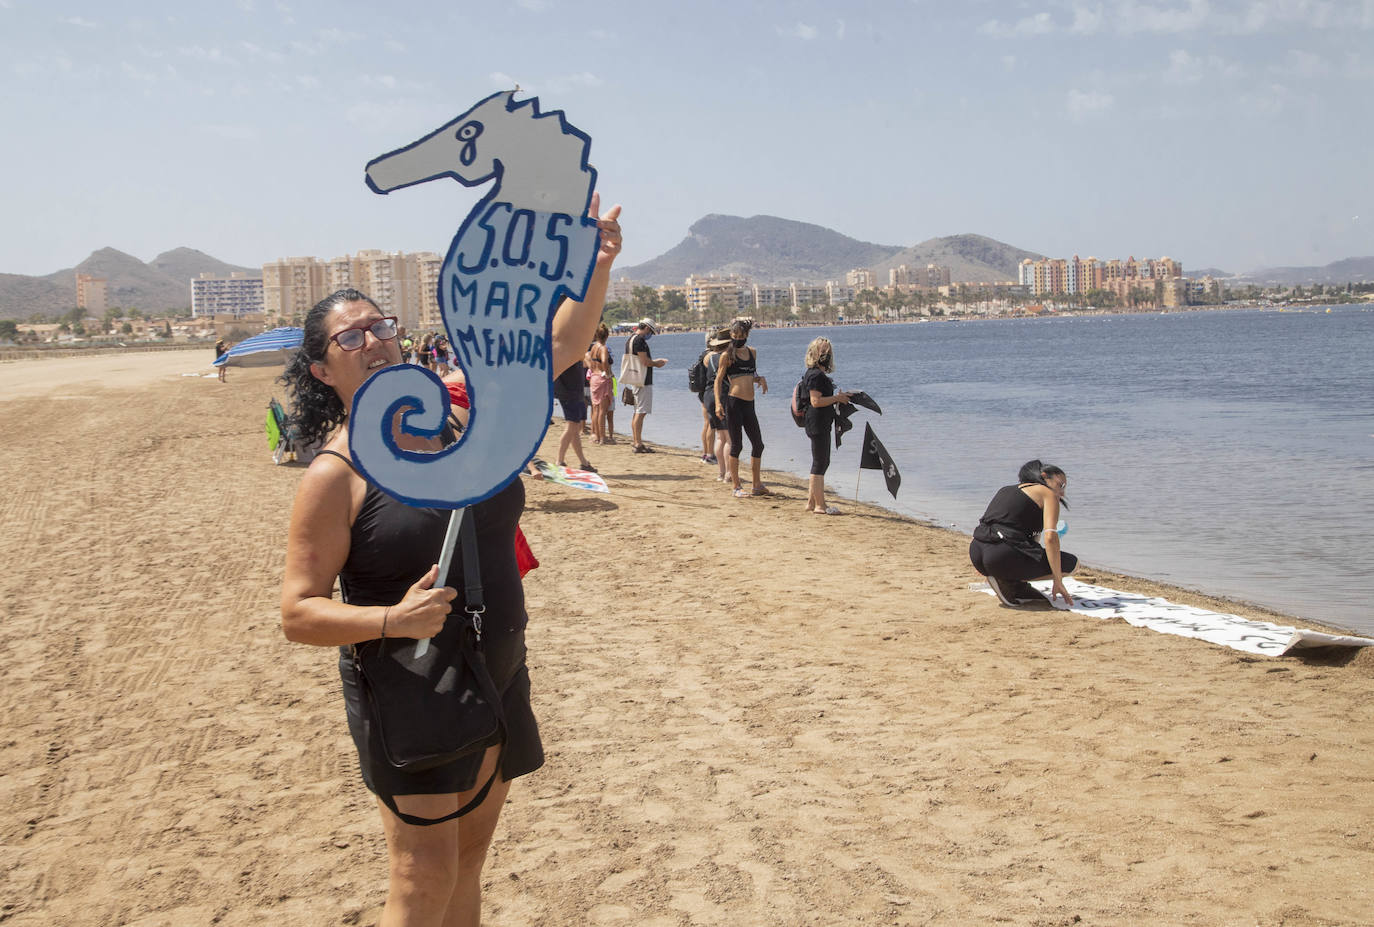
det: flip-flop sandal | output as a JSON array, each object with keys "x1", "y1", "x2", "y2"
[
  {"x1": 751, "y1": 486, "x2": 772, "y2": 496},
  {"x1": 579, "y1": 463, "x2": 597, "y2": 472},
  {"x1": 733, "y1": 488, "x2": 748, "y2": 498}
]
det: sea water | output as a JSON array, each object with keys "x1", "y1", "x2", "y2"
[{"x1": 631, "y1": 307, "x2": 1374, "y2": 636}]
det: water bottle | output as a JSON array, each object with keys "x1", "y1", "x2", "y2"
[{"x1": 1055, "y1": 518, "x2": 1067, "y2": 537}]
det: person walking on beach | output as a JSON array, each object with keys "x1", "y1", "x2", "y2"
[
  {"x1": 275, "y1": 198, "x2": 622, "y2": 926},
  {"x1": 586, "y1": 324, "x2": 614, "y2": 445},
  {"x1": 713, "y1": 318, "x2": 769, "y2": 497},
  {"x1": 627, "y1": 318, "x2": 666, "y2": 454},
  {"x1": 969, "y1": 459, "x2": 1077, "y2": 607},
  {"x1": 798, "y1": 337, "x2": 851, "y2": 515},
  {"x1": 214, "y1": 338, "x2": 229, "y2": 382},
  {"x1": 554, "y1": 353, "x2": 596, "y2": 472}
]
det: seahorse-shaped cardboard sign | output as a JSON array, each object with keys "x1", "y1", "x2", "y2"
[{"x1": 350, "y1": 91, "x2": 601, "y2": 508}]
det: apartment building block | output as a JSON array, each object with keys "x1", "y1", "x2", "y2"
[
  {"x1": 846, "y1": 268, "x2": 878, "y2": 290},
  {"x1": 263, "y1": 257, "x2": 328, "y2": 322},
  {"x1": 1019, "y1": 254, "x2": 1185, "y2": 299},
  {"x1": 191, "y1": 272, "x2": 265, "y2": 318},
  {"x1": 686, "y1": 275, "x2": 752, "y2": 318},
  {"x1": 753, "y1": 285, "x2": 791, "y2": 309},
  {"x1": 76, "y1": 274, "x2": 108, "y2": 314}
]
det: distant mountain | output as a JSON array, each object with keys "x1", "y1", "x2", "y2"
[
  {"x1": 620, "y1": 216, "x2": 1041, "y2": 287},
  {"x1": 620, "y1": 215, "x2": 904, "y2": 286},
  {"x1": 1190, "y1": 267, "x2": 1230, "y2": 279},
  {"x1": 150, "y1": 248, "x2": 256, "y2": 285},
  {"x1": 869, "y1": 233, "x2": 1044, "y2": 284},
  {"x1": 0, "y1": 248, "x2": 256, "y2": 320},
  {"x1": 1232, "y1": 256, "x2": 1374, "y2": 286}
]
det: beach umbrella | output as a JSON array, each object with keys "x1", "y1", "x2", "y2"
[{"x1": 212, "y1": 328, "x2": 304, "y2": 368}]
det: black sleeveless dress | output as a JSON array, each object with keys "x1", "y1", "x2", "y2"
[
  {"x1": 329, "y1": 463, "x2": 544, "y2": 796},
  {"x1": 968, "y1": 483, "x2": 1078, "y2": 583}
]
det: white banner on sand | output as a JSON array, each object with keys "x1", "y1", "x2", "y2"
[{"x1": 978, "y1": 578, "x2": 1374, "y2": 657}]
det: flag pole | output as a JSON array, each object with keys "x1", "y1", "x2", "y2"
[{"x1": 415, "y1": 506, "x2": 466, "y2": 658}]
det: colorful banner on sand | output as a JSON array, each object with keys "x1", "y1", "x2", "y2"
[
  {"x1": 531, "y1": 460, "x2": 609, "y2": 493},
  {"x1": 978, "y1": 577, "x2": 1374, "y2": 656}
]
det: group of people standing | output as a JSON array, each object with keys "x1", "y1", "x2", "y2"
[
  {"x1": 275, "y1": 182, "x2": 1075, "y2": 923},
  {"x1": 689, "y1": 325, "x2": 849, "y2": 514},
  {"x1": 400, "y1": 331, "x2": 458, "y2": 376}
]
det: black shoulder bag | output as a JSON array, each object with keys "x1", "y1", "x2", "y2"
[{"x1": 351, "y1": 509, "x2": 506, "y2": 827}]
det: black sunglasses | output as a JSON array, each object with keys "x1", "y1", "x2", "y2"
[{"x1": 329, "y1": 316, "x2": 399, "y2": 351}]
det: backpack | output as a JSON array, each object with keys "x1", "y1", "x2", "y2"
[
  {"x1": 790, "y1": 377, "x2": 808, "y2": 427},
  {"x1": 687, "y1": 350, "x2": 709, "y2": 394}
]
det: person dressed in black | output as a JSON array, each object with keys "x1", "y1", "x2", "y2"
[
  {"x1": 713, "y1": 318, "x2": 769, "y2": 496},
  {"x1": 799, "y1": 337, "x2": 851, "y2": 515},
  {"x1": 277, "y1": 196, "x2": 622, "y2": 925},
  {"x1": 969, "y1": 459, "x2": 1076, "y2": 607}
]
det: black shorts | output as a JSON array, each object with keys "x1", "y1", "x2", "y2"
[
  {"x1": 558, "y1": 397, "x2": 588, "y2": 423},
  {"x1": 338, "y1": 650, "x2": 544, "y2": 797},
  {"x1": 702, "y1": 392, "x2": 725, "y2": 430}
]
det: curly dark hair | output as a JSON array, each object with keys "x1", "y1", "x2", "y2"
[{"x1": 278, "y1": 289, "x2": 381, "y2": 448}]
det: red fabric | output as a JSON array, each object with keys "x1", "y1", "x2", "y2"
[
  {"x1": 514, "y1": 527, "x2": 539, "y2": 578},
  {"x1": 444, "y1": 380, "x2": 538, "y2": 577}
]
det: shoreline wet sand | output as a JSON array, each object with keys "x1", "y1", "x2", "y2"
[{"x1": 1, "y1": 353, "x2": 1369, "y2": 926}]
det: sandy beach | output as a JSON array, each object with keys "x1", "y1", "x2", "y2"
[{"x1": 1, "y1": 349, "x2": 1370, "y2": 927}]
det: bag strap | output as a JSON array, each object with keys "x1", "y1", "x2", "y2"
[
  {"x1": 376, "y1": 758, "x2": 500, "y2": 827},
  {"x1": 458, "y1": 508, "x2": 485, "y2": 625},
  {"x1": 378, "y1": 510, "x2": 506, "y2": 828}
]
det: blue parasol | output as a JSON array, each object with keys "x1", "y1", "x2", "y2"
[{"x1": 212, "y1": 327, "x2": 304, "y2": 368}]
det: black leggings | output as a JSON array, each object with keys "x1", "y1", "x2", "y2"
[
  {"x1": 725, "y1": 396, "x2": 764, "y2": 460},
  {"x1": 969, "y1": 539, "x2": 1078, "y2": 582},
  {"x1": 809, "y1": 431, "x2": 831, "y2": 475}
]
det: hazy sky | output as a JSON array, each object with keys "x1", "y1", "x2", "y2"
[{"x1": 3, "y1": 0, "x2": 1372, "y2": 278}]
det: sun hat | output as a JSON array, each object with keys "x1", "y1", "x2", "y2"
[
  {"x1": 637, "y1": 318, "x2": 657, "y2": 333},
  {"x1": 707, "y1": 327, "x2": 733, "y2": 348}
]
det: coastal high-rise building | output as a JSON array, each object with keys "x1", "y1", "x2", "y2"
[
  {"x1": 607, "y1": 277, "x2": 637, "y2": 305},
  {"x1": 191, "y1": 272, "x2": 264, "y2": 318},
  {"x1": 76, "y1": 274, "x2": 107, "y2": 314},
  {"x1": 826, "y1": 281, "x2": 854, "y2": 305},
  {"x1": 415, "y1": 253, "x2": 442, "y2": 330},
  {"x1": 846, "y1": 268, "x2": 878, "y2": 290},
  {"x1": 263, "y1": 257, "x2": 328, "y2": 323},
  {"x1": 264, "y1": 251, "x2": 446, "y2": 330},
  {"x1": 753, "y1": 284, "x2": 790, "y2": 310},
  {"x1": 791, "y1": 283, "x2": 828, "y2": 307},
  {"x1": 686, "y1": 275, "x2": 751, "y2": 318}
]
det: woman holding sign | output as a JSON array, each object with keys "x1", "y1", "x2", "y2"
[{"x1": 279, "y1": 199, "x2": 621, "y2": 926}]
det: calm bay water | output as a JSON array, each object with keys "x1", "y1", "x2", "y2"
[{"x1": 631, "y1": 307, "x2": 1374, "y2": 636}]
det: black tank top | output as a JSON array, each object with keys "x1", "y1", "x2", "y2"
[
  {"x1": 726, "y1": 347, "x2": 756, "y2": 378},
  {"x1": 318, "y1": 450, "x2": 529, "y2": 688},
  {"x1": 977, "y1": 484, "x2": 1044, "y2": 538}
]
